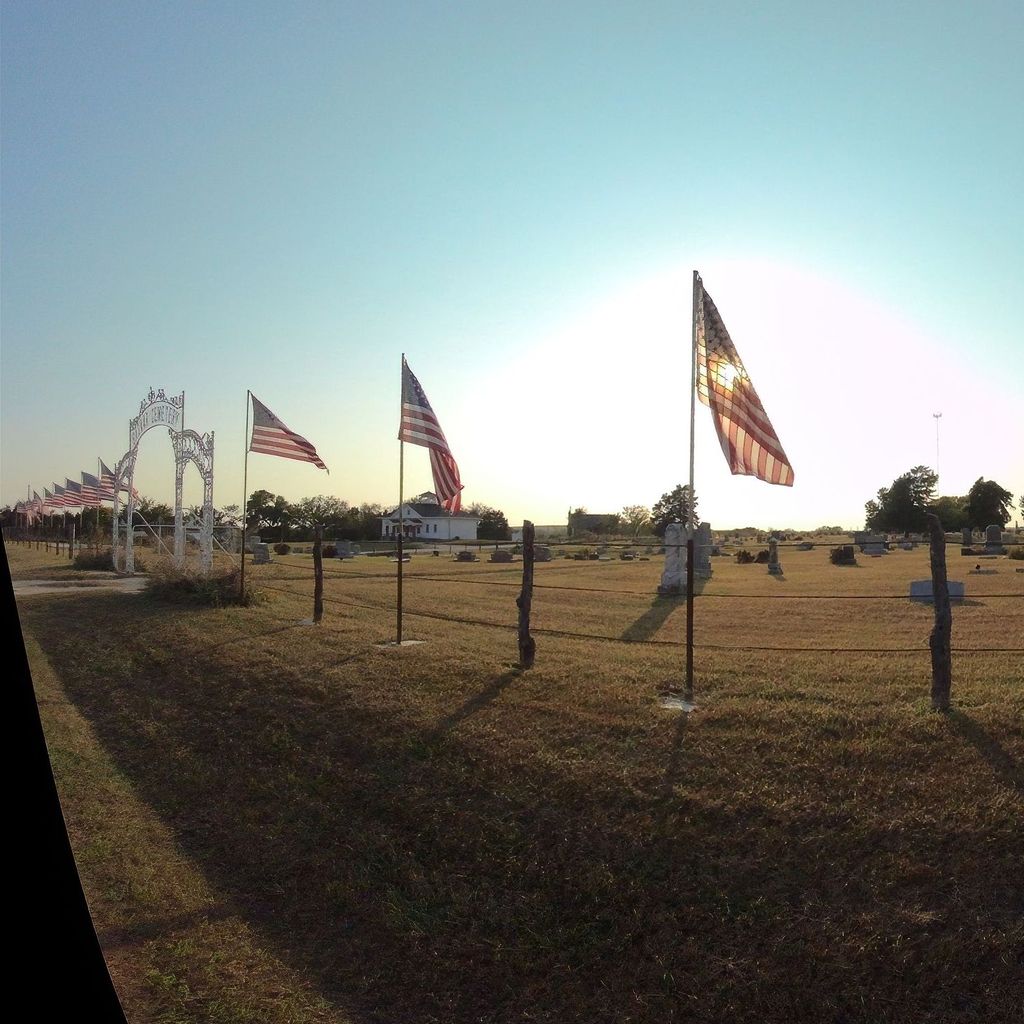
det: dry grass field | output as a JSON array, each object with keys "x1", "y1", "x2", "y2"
[{"x1": 12, "y1": 540, "x2": 1024, "y2": 1023}]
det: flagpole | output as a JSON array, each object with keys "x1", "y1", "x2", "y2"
[
  {"x1": 240, "y1": 390, "x2": 251, "y2": 600},
  {"x1": 397, "y1": 355, "x2": 405, "y2": 644},
  {"x1": 686, "y1": 270, "x2": 700, "y2": 704}
]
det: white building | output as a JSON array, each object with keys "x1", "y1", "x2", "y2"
[{"x1": 381, "y1": 493, "x2": 481, "y2": 541}]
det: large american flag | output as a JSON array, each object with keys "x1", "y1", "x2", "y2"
[
  {"x1": 52, "y1": 483, "x2": 68, "y2": 509},
  {"x1": 696, "y1": 277, "x2": 794, "y2": 487},
  {"x1": 249, "y1": 394, "x2": 328, "y2": 472},
  {"x1": 399, "y1": 358, "x2": 464, "y2": 512}
]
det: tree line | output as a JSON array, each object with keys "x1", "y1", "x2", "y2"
[{"x1": 864, "y1": 467, "x2": 1019, "y2": 534}]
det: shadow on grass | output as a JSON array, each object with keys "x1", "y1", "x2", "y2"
[
  {"x1": 948, "y1": 710, "x2": 1023, "y2": 792},
  {"x1": 21, "y1": 592, "x2": 1024, "y2": 1024},
  {"x1": 621, "y1": 581, "x2": 705, "y2": 643},
  {"x1": 426, "y1": 669, "x2": 518, "y2": 743}
]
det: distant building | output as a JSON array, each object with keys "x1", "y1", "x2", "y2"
[
  {"x1": 381, "y1": 493, "x2": 480, "y2": 540},
  {"x1": 567, "y1": 510, "x2": 620, "y2": 536},
  {"x1": 510, "y1": 525, "x2": 569, "y2": 542}
]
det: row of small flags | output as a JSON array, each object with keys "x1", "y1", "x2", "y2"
[
  {"x1": 18, "y1": 278, "x2": 794, "y2": 525},
  {"x1": 17, "y1": 461, "x2": 138, "y2": 522}
]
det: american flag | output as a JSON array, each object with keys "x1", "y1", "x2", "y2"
[
  {"x1": 80, "y1": 472, "x2": 102, "y2": 507},
  {"x1": 44, "y1": 487, "x2": 57, "y2": 513},
  {"x1": 399, "y1": 358, "x2": 464, "y2": 513},
  {"x1": 696, "y1": 276, "x2": 794, "y2": 487},
  {"x1": 64, "y1": 478, "x2": 85, "y2": 508},
  {"x1": 99, "y1": 459, "x2": 138, "y2": 501},
  {"x1": 53, "y1": 483, "x2": 69, "y2": 508},
  {"x1": 33, "y1": 490, "x2": 45, "y2": 516},
  {"x1": 249, "y1": 394, "x2": 328, "y2": 472}
]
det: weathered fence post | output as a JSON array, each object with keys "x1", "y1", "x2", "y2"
[
  {"x1": 312, "y1": 524, "x2": 324, "y2": 624},
  {"x1": 517, "y1": 520, "x2": 536, "y2": 669},
  {"x1": 926, "y1": 512, "x2": 952, "y2": 710},
  {"x1": 68, "y1": 523, "x2": 75, "y2": 562}
]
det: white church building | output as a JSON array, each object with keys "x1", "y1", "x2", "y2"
[{"x1": 381, "y1": 493, "x2": 481, "y2": 541}]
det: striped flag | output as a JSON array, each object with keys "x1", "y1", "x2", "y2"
[
  {"x1": 33, "y1": 491, "x2": 45, "y2": 516},
  {"x1": 44, "y1": 487, "x2": 57, "y2": 513},
  {"x1": 249, "y1": 394, "x2": 328, "y2": 472},
  {"x1": 53, "y1": 483, "x2": 69, "y2": 508},
  {"x1": 399, "y1": 358, "x2": 464, "y2": 512},
  {"x1": 696, "y1": 276, "x2": 794, "y2": 487},
  {"x1": 80, "y1": 472, "x2": 102, "y2": 507},
  {"x1": 64, "y1": 478, "x2": 85, "y2": 508},
  {"x1": 99, "y1": 459, "x2": 138, "y2": 500}
]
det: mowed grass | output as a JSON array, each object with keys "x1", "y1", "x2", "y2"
[{"x1": 15, "y1": 542, "x2": 1024, "y2": 1023}]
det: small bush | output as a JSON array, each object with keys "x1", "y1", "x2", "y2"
[
  {"x1": 1009, "y1": 547, "x2": 1024, "y2": 560},
  {"x1": 146, "y1": 564, "x2": 264, "y2": 607},
  {"x1": 735, "y1": 550, "x2": 755, "y2": 564},
  {"x1": 754, "y1": 549, "x2": 770, "y2": 564},
  {"x1": 73, "y1": 549, "x2": 115, "y2": 571},
  {"x1": 273, "y1": 543, "x2": 291, "y2": 555},
  {"x1": 831, "y1": 545, "x2": 857, "y2": 566}
]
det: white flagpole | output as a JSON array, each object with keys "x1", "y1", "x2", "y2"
[
  {"x1": 397, "y1": 354, "x2": 405, "y2": 644},
  {"x1": 240, "y1": 390, "x2": 251, "y2": 599},
  {"x1": 686, "y1": 270, "x2": 700, "y2": 704}
]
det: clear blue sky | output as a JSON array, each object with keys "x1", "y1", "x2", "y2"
[{"x1": 3, "y1": 1, "x2": 1021, "y2": 528}]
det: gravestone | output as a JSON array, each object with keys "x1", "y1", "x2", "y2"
[
  {"x1": 252, "y1": 543, "x2": 271, "y2": 565},
  {"x1": 962, "y1": 527, "x2": 973, "y2": 547},
  {"x1": 336, "y1": 540, "x2": 355, "y2": 559},
  {"x1": 900, "y1": 541, "x2": 914, "y2": 550},
  {"x1": 910, "y1": 579, "x2": 965, "y2": 602},
  {"x1": 694, "y1": 522, "x2": 713, "y2": 579},
  {"x1": 658, "y1": 522, "x2": 686, "y2": 595},
  {"x1": 455, "y1": 550, "x2": 477, "y2": 562},
  {"x1": 489, "y1": 549, "x2": 513, "y2": 563},
  {"x1": 245, "y1": 533, "x2": 262, "y2": 553},
  {"x1": 984, "y1": 524, "x2": 1006, "y2": 555},
  {"x1": 767, "y1": 536, "x2": 783, "y2": 575},
  {"x1": 534, "y1": 545, "x2": 553, "y2": 562},
  {"x1": 855, "y1": 533, "x2": 885, "y2": 552}
]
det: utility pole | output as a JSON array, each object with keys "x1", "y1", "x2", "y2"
[{"x1": 932, "y1": 412, "x2": 942, "y2": 477}]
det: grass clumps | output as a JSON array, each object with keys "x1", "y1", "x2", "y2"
[
  {"x1": 145, "y1": 563, "x2": 264, "y2": 607},
  {"x1": 73, "y1": 549, "x2": 115, "y2": 571}
]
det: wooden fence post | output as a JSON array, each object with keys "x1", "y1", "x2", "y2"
[
  {"x1": 68, "y1": 523, "x2": 75, "y2": 562},
  {"x1": 312, "y1": 524, "x2": 324, "y2": 625},
  {"x1": 517, "y1": 521, "x2": 536, "y2": 669},
  {"x1": 926, "y1": 512, "x2": 952, "y2": 710}
]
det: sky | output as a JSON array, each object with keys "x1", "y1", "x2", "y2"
[{"x1": 2, "y1": 0, "x2": 1022, "y2": 529}]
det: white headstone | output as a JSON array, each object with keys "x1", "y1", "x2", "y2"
[
  {"x1": 909, "y1": 580, "x2": 965, "y2": 602},
  {"x1": 658, "y1": 523, "x2": 686, "y2": 595}
]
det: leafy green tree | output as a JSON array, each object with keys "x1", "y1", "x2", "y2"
[
  {"x1": 468, "y1": 503, "x2": 511, "y2": 540},
  {"x1": 650, "y1": 484, "x2": 698, "y2": 538},
  {"x1": 621, "y1": 505, "x2": 652, "y2": 537},
  {"x1": 245, "y1": 490, "x2": 292, "y2": 540},
  {"x1": 964, "y1": 477, "x2": 1014, "y2": 529},
  {"x1": 291, "y1": 495, "x2": 350, "y2": 532},
  {"x1": 864, "y1": 466, "x2": 937, "y2": 533},
  {"x1": 135, "y1": 496, "x2": 173, "y2": 523},
  {"x1": 930, "y1": 495, "x2": 968, "y2": 532}
]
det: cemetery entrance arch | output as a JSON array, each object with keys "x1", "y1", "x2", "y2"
[{"x1": 110, "y1": 388, "x2": 216, "y2": 575}]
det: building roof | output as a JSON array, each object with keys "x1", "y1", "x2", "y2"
[{"x1": 384, "y1": 502, "x2": 480, "y2": 521}]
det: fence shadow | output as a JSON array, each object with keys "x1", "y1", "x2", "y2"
[{"x1": 948, "y1": 710, "x2": 1022, "y2": 792}]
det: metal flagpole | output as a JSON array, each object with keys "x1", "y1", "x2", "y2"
[
  {"x1": 397, "y1": 354, "x2": 405, "y2": 644},
  {"x1": 685, "y1": 270, "x2": 700, "y2": 705},
  {"x1": 240, "y1": 390, "x2": 251, "y2": 599}
]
